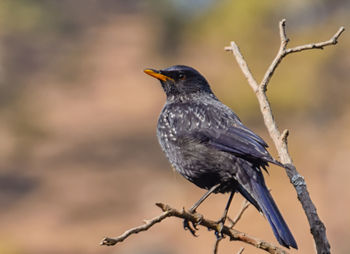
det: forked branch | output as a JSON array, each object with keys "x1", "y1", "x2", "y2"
[
  {"x1": 102, "y1": 19, "x2": 344, "y2": 254},
  {"x1": 101, "y1": 202, "x2": 287, "y2": 254},
  {"x1": 225, "y1": 19, "x2": 345, "y2": 254}
]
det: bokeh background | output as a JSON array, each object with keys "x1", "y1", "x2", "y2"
[{"x1": 0, "y1": 1, "x2": 349, "y2": 253}]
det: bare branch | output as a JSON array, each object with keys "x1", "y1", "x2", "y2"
[
  {"x1": 101, "y1": 203, "x2": 288, "y2": 254},
  {"x1": 285, "y1": 26, "x2": 345, "y2": 54},
  {"x1": 225, "y1": 19, "x2": 345, "y2": 254},
  {"x1": 260, "y1": 20, "x2": 344, "y2": 92},
  {"x1": 102, "y1": 19, "x2": 344, "y2": 254},
  {"x1": 279, "y1": 19, "x2": 289, "y2": 48},
  {"x1": 216, "y1": 200, "x2": 250, "y2": 253},
  {"x1": 224, "y1": 43, "x2": 259, "y2": 92},
  {"x1": 237, "y1": 247, "x2": 245, "y2": 254},
  {"x1": 280, "y1": 129, "x2": 289, "y2": 144},
  {"x1": 100, "y1": 208, "x2": 172, "y2": 246},
  {"x1": 213, "y1": 238, "x2": 222, "y2": 254},
  {"x1": 260, "y1": 19, "x2": 288, "y2": 92},
  {"x1": 228, "y1": 200, "x2": 250, "y2": 228}
]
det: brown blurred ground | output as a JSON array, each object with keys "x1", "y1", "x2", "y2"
[{"x1": 0, "y1": 1, "x2": 349, "y2": 254}]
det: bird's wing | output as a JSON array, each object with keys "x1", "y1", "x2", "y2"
[{"x1": 184, "y1": 124, "x2": 281, "y2": 167}]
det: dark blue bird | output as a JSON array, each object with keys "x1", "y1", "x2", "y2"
[{"x1": 144, "y1": 65, "x2": 297, "y2": 249}]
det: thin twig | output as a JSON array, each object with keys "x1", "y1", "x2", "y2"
[
  {"x1": 237, "y1": 247, "x2": 245, "y2": 254},
  {"x1": 215, "y1": 200, "x2": 250, "y2": 253},
  {"x1": 280, "y1": 129, "x2": 289, "y2": 144},
  {"x1": 285, "y1": 26, "x2": 345, "y2": 54},
  {"x1": 259, "y1": 19, "x2": 289, "y2": 92},
  {"x1": 260, "y1": 20, "x2": 344, "y2": 92},
  {"x1": 213, "y1": 238, "x2": 222, "y2": 254},
  {"x1": 101, "y1": 203, "x2": 288, "y2": 254},
  {"x1": 224, "y1": 43, "x2": 259, "y2": 92},
  {"x1": 225, "y1": 19, "x2": 345, "y2": 254},
  {"x1": 227, "y1": 200, "x2": 250, "y2": 228},
  {"x1": 100, "y1": 209, "x2": 172, "y2": 246}
]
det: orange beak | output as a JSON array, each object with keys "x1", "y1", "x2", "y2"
[{"x1": 144, "y1": 69, "x2": 174, "y2": 82}]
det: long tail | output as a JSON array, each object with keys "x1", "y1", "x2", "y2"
[{"x1": 248, "y1": 180, "x2": 298, "y2": 249}]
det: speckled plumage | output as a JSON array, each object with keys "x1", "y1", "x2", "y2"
[{"x1": 146, "y1": 65, "x2": 297, "y2": 249}]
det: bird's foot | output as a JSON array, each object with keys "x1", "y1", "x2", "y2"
[
  {"x1": 214, "y1": 217, "x2": 227, "y2": 239},
  {"x1": 183, "y1": 209, "x2": 203, "y2": 237},
  {"x1": 183, "y1": 219, "x2": 198, "y2": 236}
]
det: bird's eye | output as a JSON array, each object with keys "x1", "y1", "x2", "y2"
[{"x1": 178, "y1": 73, "x2": 185, "y2": 79}]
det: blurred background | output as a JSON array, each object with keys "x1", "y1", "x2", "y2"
[{"x1": 0, "y1": 0, "x2": 349, "y2": 253}]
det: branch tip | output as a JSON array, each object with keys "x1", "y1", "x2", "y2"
[
  {"x1": 155, "y1": 202, "x2": 166, "y2": 211},
  {"x1": 332, "y1": 26, "x2": 345, "y2": 43},
  {"x1": 237, "y1": 247, "x2": 245, "y2": 254},
  {"x1": 279, "y1": 19, "x2": 289, "y2": 47},
  {"x1": 279, "y1": 19, "x2": 286, "y2": 30},
  {"x1": 280, "y1": 129, "x2": 289, "y2": 143},
  {"x1": 100, "y1": 237, "x2": 116, "y2": 246}
]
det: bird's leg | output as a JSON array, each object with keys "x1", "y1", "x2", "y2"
[
  {"x1": 215, "y1": 191, "x2": 235, "y2": 239},
  {"x1": 183, "y1": 183, "x2": 221, "y2": 236},
  {"x1": 189, "y1": 183, "x2": 221, "y2": 213}
]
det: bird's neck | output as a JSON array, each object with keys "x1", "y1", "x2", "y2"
[{"x1": 166, "y1": 91, "x2": 217, "y2": 103}]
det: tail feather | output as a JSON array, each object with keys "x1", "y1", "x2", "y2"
[{"x1": 251, "y1": 181, "x2": 298, "y2": 249}]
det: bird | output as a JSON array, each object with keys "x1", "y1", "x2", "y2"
[{"x1": 144, "y1": 65, "x2": 298, "y2": 249}]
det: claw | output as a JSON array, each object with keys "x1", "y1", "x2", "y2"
[
  {"x1": 215, "y1": 221, "x2": 225, "y2": 239},
  {"x1": 183, "y1": 210, "x2": 203, "y2": 237},
  {"x1": 183, "y1": 219, "x2": 198, "y2": 237},
  {"x1": 195, "y1": 213, "x2": 203, "y2": 225},
  {"x1": 214, "y1": 216, "x2": 227, "y2": 239},
  {"x1": 215, "y1": 230, "x2": 222, "y2": 239},
  {"x1": 192, "y1": 221, "x2": 199, "y2": 230}
]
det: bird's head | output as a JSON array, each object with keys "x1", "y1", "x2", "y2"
[{"x1": 144, "y1": 65, "x2": 213, "y2": 100}]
